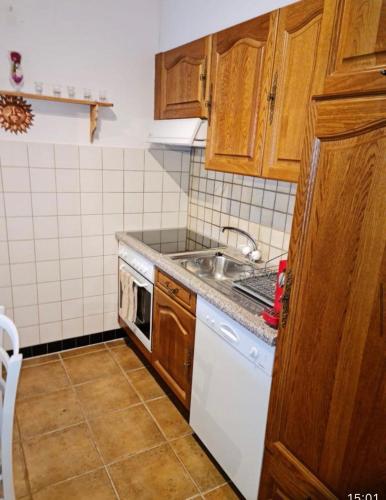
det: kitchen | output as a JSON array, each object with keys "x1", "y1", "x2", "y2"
[{"x1": 0, "y1": 0, "x2": 384, "y2": 499}]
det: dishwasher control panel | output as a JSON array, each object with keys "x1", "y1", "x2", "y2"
[{"x1": 197, "y1": 297, "x2": 275, "y2": 376}]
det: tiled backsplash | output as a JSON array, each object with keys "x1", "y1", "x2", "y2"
[
  {"x1": 187, "y1": 148, "x2": 296, "y2": 262},
  {"x1": 0, "y1": 141, "x2": 189, "y2": 347}
]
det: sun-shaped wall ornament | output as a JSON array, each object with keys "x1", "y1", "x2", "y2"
[{"x1": 0, "y1": 94, "x2": 34, "y2": 134}]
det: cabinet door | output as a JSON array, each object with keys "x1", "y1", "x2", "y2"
[
  {"x1": 205, "y1": 13, "x2": 278, "y2": 176},
  {"x1": 152, "y1": 287, "x2": 195, "y2": 408},
  {"x1": 323, "y1": 0, "x2": 386, "y2": 95},
  {"x1": 259, "y1": 95, "x2": 386, "y2": 498},
  {"x1": 154, "y1": 36, "x2": 211, "y2": 119},
  {"x1": 262, "y1": 0, "x2": 325, "y2": 182}
]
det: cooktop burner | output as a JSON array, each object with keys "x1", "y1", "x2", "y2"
[{"x1": 126, "y1": 228, "x2": 223, "y2": 254}]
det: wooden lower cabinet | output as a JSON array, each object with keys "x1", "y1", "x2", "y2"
[
  {"x1": 152, "y1": 285, "x2": 195, "y2": 409},
  {"x1": 259, "y1": 95, "x2": 386, "y2": 498}
]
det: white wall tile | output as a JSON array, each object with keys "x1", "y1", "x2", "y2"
[
  {"x1": 4, "y1": 193, "x2": 32, "y2": 216},
  {"x1": 61, "y1": 279, "x2": 83, "y2": 300},
  {"x1": 103, "y1": 235, "x2": 117, "y2": 255},
  {"x1": 30, "y1": 168, "x2": 56, "y2": 192},
  {"x1": 56, "y1": 169, "x2": 80, "y2": 192},
  {"x1": 28, "y1": 143, "x2": 54, "y2": 168},
  {"x1": 0, "y1": 286, "x2": 13, "y2": 308},
  {"x1": 0, "y1": 242, "x2": 9, "y2": 265},
  {"x1": 0, "y1": 218, "x2": 7, "y2": 241},
  {"x1": 143, "y1": 193, "x2": 161, "y2": 213},
  {"x1": 145, "y1": 150, "x2": 163, "y2": 171},
  {"x1": 81, "y1": 193, "x2": 102, "y2": 214},
  {"x1": 60, "y1": 259, "x2": 82, "y2": 280},
  {"x1": 32, "y1": 193, "x2": 57, "y2": 216},
  {"x1": 81, "y1": 215, "x2": 103, "y2": 236},
  {"x1": 161, "y1": 212, "x2": 179, "y2": 229},
  {"x1": 12, "y1": 284, "x2": 38, "y2": 307},
  {"x1": 37, "y1": 282, "x2": 61, "y2": 304},
  {"x1": 162, "y1": 193, "x2": 180, "y2": 212},
  {"x1": 79, "y1": 146, "x2": 102, "y2": 170},
  {"x1": 124, "y1": 193, "x2": 143, "y2": 213},
  {"x1": 164, "y1": 150, "x2": 182, "y2": 172},
  {"x1": 36, "y1": 261, "x2": 60, "y2": 283},
  {"x1": 58, "y1": 215, "x2": 81, "y2": 238},
  {"x1": 62, "y1": 317, "x2": 83, "y2": 339},
  {"x1": 0, "y1": 141, "x2": 28, "y2": 167},
  {"x1": 103, "y1": 274, "x2": 116, "y2": 294},
  {"x1": 9, "y1": 240, "x2": 35, "y2": 264},
  {"x1": 83, "y1": 295, "x2": 104, "y2": 317},
  {"x1": 103, "y1": 193, "x2": 123, "y2": 214},
  {"x1": 59, "y1": 237, "x2": 82, "y2": 259},
  {"x1": 163, "y1": 172, "x2": 181, "y2": 192},
  {"x1": 104, "y1": 312, "x2": 119, "y2": 331},
  {"x1": 40, "y1": 321, "x2": 62, "y2": 343},
  {"x1": 82, "y1": 256, "x2": 103, "y2": 277},
  {"x1": 83, "y1": 276, "x2": 103, "y2": 297},
  {"x1": 14, "y1": 305, "x2": 38, "y2": 327},
  {"x1": 0, "y1": 265, "x2": 11, "y2": 287},
  {"x1": 35, "y1": 239, "x2": 59, "y2": 262},
  {"x1": 103, "y1": 171, "x2": 123, "y2": 192},
  {"x1": 10, "y1": 263, "x2": 36, "y2": 285},
  {"x1": 103, "y1": 293, "x2": 116, "y2": 313},
  {"x1": 102, "y1": 148, "x2": 123, "y2": 170},
  {"x1": 55, "y1": 144, "x2": 79, "y2": 169},
  {"x1": 124, "y1": 171, "x2": 144, "y2": 192},
  {"x1": 143, "y1": 212, "x2": 161, "y2": 230},
  {"x1": 124, "y1": 149, "x2": 144, "y2": 171},
  {"x1": 33, "y1": 217, "x2": 58, "y2": 239},
  {"x1": 144, "y1": 172, "x2": 162, "y2": 192},
  {"x1": 39, "y1": 302, "x2": 62, "y2": 323},
  {"x1": 57, "y1": 193, "x2": 81, "y2": 215},
  {"x1": 80, "y1": 170, "x2": 102, "y2": 192},
  {"x1": 2, "y1": 167, "x2": 30, "y2": 192},
  {"x1": 18, "y1": 325, "x2": 40, "y2": 347},
  {"x1": 103, "y1": 214, "x2": 123, "y2": 234},
  {"x1": 84, "y1": 314, "x2": 103, "y2": 334},
  {"x1": 7, "y1": 217, "x2": 34, "y2": 241},
  {"x1": 103, "y1": 255, "x2": 116, "y2": 275},
  {"x1": 82, "y1": 236, "x2": 103, "y2": 257},
  {"x1": 124, "y1": 213, "x2": 143, "y2": 231},
  {"x1": 62, "y1": 298, "x2": 83, "y2": 320}
]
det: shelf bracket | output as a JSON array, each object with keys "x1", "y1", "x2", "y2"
[{"x1": 90, "y1": 104, "x2": 99, "y2": 143}]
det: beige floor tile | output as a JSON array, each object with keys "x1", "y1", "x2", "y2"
[
  {"x1": 17, "y1": 387, "x2": 84, "y2": 439},
  {"x1": 11, "y1": 441, "x2": 30, "y2": 499},
  {"x1": 33, "y1": 468, "x2": 116, "y2": 500},
  {"x1": 22, "y1": 423, "x2": 102, "y2": 493},
  {"x1": 22, "y1": 354, "x2": 60, "y2": 368},
  {"x1": 147, "y1": 397, "x2": 191, "y2": 440},
  {"x1": 203, "y1": 485, "x2": 240, "y2": 499},
  {"x1": 89, "y1": 404, "x2": 165, "y2": 463},
  {"x1": 14, "y1": 417, "x2": 21, "y2": 443},
  {"x1": 17, "y1": 362, "x2": 69, "y2": 399},
  {"x1": 62, "y1": 350, "x2": 120, "y2": 384},
  {"x1": 109, "y1": 443, "x2": 198, "y2": 499},
  {"x1": 75, "y1": 373, "x2": 140, "y2": 418},
  {"x1": 105, "y1": 338, "x2": 127, "y2": 349},
  {"x1": 128, "y1": 367, "x2": 166, "y2": 401},
  {"x1": 110, "y1": 345, "x2": 144, "y2": 371},
  {"x1": 171, "y1": 435, "x2": 227, "y2": 492},
  {"x1": 60, "y1": 343, "x2": 106, "y2": 359}
]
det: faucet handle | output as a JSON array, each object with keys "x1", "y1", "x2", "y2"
[{"x1": 250, "y1": 249, "x2": 262, "y2": 262}]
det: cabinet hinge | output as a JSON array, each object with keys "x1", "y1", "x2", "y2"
[{"x1": 200, "y1": 73, "x2": 206, "y2": 81}]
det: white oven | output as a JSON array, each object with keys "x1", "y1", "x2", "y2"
[{"x1": 118, "y1": 244, "x2": 154, "y2": 352}]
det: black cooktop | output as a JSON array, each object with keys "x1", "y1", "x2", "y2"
[{"x1": 126, "y1": 228, "x2": 222, "y2": 254}]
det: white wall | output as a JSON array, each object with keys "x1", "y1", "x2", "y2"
[
  {"x1": 159, "y1": 0, "x2": 298, "y2": 51},
  {"x1": 0, "y1": 0, "x2": 160, "y2": 147}
]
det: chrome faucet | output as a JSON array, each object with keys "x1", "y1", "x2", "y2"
[{"x1": 221, "y1": 226, "x2": 258, "y2": 252}]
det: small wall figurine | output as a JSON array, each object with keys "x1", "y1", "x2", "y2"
[{"x1": 10, "y1": 51, "x2": 23, "y2": 87}]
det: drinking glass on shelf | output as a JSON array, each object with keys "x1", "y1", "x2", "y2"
[
  {"x1": 83, "y1": 88, "x2": 92, "y2": 100},
  {"x1": 34, "y1": 81, "x2": 43, "y2": 94},
  {"x1": 67, "y1": 85, "x2": 76, "y2": 98},
  {"x1": 99, "y1": 89, "x2": 107, "y2": 102},
  {"x1": 53, "y1": 84, "x2": 62, "y2": 96}
]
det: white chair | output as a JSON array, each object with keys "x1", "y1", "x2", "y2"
[{"x1": 0, "y1": 307, "x2": 22, "y2": 500}]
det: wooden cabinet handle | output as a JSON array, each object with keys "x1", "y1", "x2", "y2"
[
  {"x1": 267, "y1": 72, "x2": 278, "y2": 125},
  {"x1": 280, "y1": 269, "x2": 293, "y2": 328},
  {"x1": 164, "y1": 281, "x2": 179, "y2": 295}
]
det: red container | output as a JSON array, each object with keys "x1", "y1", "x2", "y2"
[{"x1": 262, "y1": 259, "x2": 287, "y2": 329}]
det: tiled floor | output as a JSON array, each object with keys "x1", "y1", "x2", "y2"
[{"x1": 12, "y1": 339, "x2": 241, "y2": 499}]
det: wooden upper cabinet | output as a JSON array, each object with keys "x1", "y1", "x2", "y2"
[
  {"x1": 205, "y1": 13, "x2": 278, "y2": 176},
  {"x1": 154, "y1": 36, "x2": 211, "y2": 119},
  {"x1": 262, "y1": 0, "x2": 325, "y2": 182},
  {"x1": 323, "y1": 0, "x2": 386, "y2": 95},
  {"x1": 259, "y1": 95, "x2": 386, "y2": 498}
]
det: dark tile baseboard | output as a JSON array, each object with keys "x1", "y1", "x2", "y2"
[{"x1": 13, "y1": 328, "x2": 126, "y2": 359}]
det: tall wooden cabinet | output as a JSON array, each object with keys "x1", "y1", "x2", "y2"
[
  {"x1": 259, "y1": 1, "x2": 386, "y2": 497},
  {"x1": 205, "y1": 13, "x2": 278, "y2": 177},
  {"x1": 152, "y1": 270, "x2": 196, "y2": 409},
  {"x1": 154, "y1": 36, "x2": 211, "y2": 119}
]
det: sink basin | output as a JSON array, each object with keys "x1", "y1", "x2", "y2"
[{"x1": 171, "y1": 251, "x2": 255, "y2": 282}]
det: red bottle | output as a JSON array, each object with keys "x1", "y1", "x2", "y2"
[{"x1": 262, "y1": 259, "x2": 287, "y2": 329}]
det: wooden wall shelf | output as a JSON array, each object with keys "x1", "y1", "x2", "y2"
[{"x1": 0, "y1": 90, "x2": 113, "y2": 142}]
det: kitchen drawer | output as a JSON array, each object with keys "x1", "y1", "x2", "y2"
[{"x1": 156, "y1": 269, "x2": 196, "y2": 315}]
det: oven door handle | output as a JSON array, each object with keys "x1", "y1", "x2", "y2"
[{"x1": 132, "y1": 277, "x2": 149, "y2": 288}]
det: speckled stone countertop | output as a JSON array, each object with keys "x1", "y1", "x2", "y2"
[{"x1": 116, "y1": 231, "x2": 278, "y2": 346}]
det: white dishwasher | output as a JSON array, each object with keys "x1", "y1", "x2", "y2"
[{"x1": 190, "y1": 297, "x2": 275, "y2": 500}]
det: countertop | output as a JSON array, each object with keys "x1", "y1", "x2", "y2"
[{"x1": 116, "y1": 231, "x2": 278, "y2": 346}]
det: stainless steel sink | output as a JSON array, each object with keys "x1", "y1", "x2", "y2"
[{"x1": 171, "y1": 251, "x2": 255, "y2": 282}]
